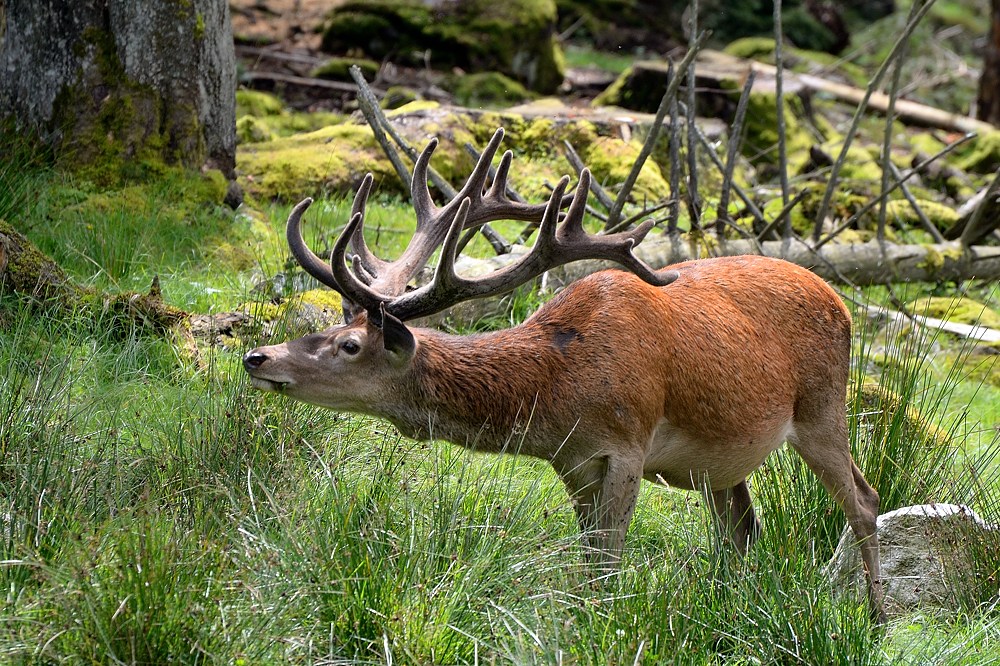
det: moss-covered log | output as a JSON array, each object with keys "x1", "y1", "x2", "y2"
[{"x1": 0, "y1": 221, "x2": 187, "y2": 335}]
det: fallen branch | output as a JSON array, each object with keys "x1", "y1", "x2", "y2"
[
  {"x1": 697, "y1": 50, "x2": 996, "y2": 136},
  {"x1": 861, "y1": 304, "x2": 1000, "y2": 344}
]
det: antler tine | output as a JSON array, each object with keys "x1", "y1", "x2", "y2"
[
  {"x1": 346, "y1": 173, "x2": 388, "y2": 284},
  {"x1": 410, "y1": 137, "x2": 440, "y2": 230},
  {"x1": 287, "y1": 197, "x2": 342, "y2": 291},
  {"x1": 385, "y1": 170, "x2": 677, "y2": 321},
  {"x1": 386, "y1": 177, "x2": 571, "y2": 321},
  {"x1": 330, "y1": 211, "x2": 389, "y2": 317}
]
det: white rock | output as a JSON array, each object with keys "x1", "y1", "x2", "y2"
[{"x1": 826, "y1": 503, "x2": 997, "y2": 617}]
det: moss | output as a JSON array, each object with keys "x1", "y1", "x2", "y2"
[
  {"x1": 448, "y1": 72, "x2": 537, "y2": 108},
  {"x1": 907, "y1": 131, "x2": 947, "y2": 158},
  {"x1": 956, "y1": 130, "x2": 1000, "y2": 174},
  {"x1": 0, "y1": 219, "x2": 86, "y2": 305},
  {"x1": 298, "y1": 289, "x2": 343, "y2": 313},
  {"x1": 724, "y1": 37, "x2": 780, "y2": 60},
  {"x1": 236, "y1": 89, "x2": 285, "y2": 118},
  {"x1": 381, "y1": 87, "x2": 421, "y2": 110},
  {"x1": 882, "y1": 199, "x2": 959, "y2": 231},
  {"x1": 907, "y1": 297, "x2": 1000, "y2": 329},
  {"x1": 323, "y1": 0, "x2": 563, "y2": 93},
  {"x1": 310, "y1": 57, "x2": 379, "y2": 81},
  {"x1": 579, "y1": 137, "x2": 668, "y2": 203},
  {"x1": 237, "y1": 124, "x2": 396, "y2": 201},
  {"x1": 831, "y1": 143, "x2": 883, "y2": 183},
  {"x1": 386, "y1": 100, "x2": 442, "y2": 116},
  {"x1": 194, "y1": 12, "x2": 205, "y2": 40},
  {"x1": 236, "y1": 116, "x2": 274, "y2": 144},
  {"x1": 743, "y1": 92, "x2": 814, "y2": 172}
]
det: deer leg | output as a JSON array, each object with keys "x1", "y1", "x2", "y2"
[
  {"x1": 707, "y1": 480, "x2": 760, "y2": 555},
  {"x1": 559, "y1": 454, "x2": 643, "y2": 569},
  {"x1": 789, "y1": 420, "x2": 886, "y2": 624}
]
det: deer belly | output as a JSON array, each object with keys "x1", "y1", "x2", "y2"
[{"x1": 643, "y1": 419, "x2": 794, "y2": 490}]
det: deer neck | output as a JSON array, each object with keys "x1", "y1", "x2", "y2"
[{"x1": 375, "y1": 324, "x2": 562, "y2": 452}]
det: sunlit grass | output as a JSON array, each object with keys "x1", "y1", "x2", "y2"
[{"x1": 3, "y1": 148, "x2": 1000, "y2": 662}]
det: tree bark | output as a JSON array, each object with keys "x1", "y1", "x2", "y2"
[
  {"x1": 0, "y1": 0, "x2": 236, "y2": 177},
  {"x1": 979, "y1": 0, "x2": 1000, "y2": 125}
]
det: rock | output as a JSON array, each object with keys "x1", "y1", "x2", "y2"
[
  {"x1": 826, "y1": 504, "x2": 998, "y2": 617},
  {"x1": 321, "y1": 0, "x2": 564, "y2": 93}
]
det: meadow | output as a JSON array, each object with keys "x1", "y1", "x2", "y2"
[{"x1": 2, "y1": 133, "x2": 1000, "y2": 664}]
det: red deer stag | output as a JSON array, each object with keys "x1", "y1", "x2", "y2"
[{"x1": 243, "y1": 128, "x2": 886, "y2": 623}]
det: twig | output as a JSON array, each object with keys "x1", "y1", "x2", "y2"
[
  {"x1": 685, "y1": 0, "x2": 702, "y2": 227},
  {"x1": 774, "y1": 0, "x2": 790, "y2": 219},
  {"x1": 716, "y1": 70, "x2": 756, "y2": 238},
  {"x1": 877, "y1": 0, "x2": 919, "y2": 246},
  {"x1": 812, "y1": 0, "x2": 937, "y2": 241},
  {"x1": 350, "y1": 66, "x2": 510, "y2": 255},
  {"x1": 606, "y1": 34, "x2": 706, "y2": 231},
  {"x1": 960, "y1": 167, "x2": 1000, "y2": 247},
  {"x1": 815, "y1": 132, "x2": 975, "y2": 249},
  {"x1": 350, "y1": 66, "x2": 412, "y2": 195},
  {"x1": 564, "y1": 141, "x2": 616, "y2": 212},
  {"x1": 756, "y1": 190, "x2": 809, "y2": 241},
  {"x1": 668, "y1": 86, "x2": 683, "y2": 234},
  {"x1": 886, "y1": 161, "x2": 946, "y2": 243}
]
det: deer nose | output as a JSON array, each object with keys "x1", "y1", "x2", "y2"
[{"x1": 243, "y1": 350, "x2": 269, "y2": 371}]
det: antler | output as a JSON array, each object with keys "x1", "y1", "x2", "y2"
[
  {"x1": 287, "y1": 128, "x2": 678, "y2": 324},
  {"x1": 288, "y1": 128, "x2": 559, "y2": 312}
]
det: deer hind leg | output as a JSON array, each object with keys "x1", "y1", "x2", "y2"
[
  {"x1": 789, "y1": 418, "x2": 886, "y2": 624},
  {"x1": 558, "y1": 453, "x2": 644, "y2": 569},
  {"x1": 707, "y1": 480, "x2": 760, "y2": 555}
]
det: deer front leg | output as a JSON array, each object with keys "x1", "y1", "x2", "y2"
[{"x1": 559, "y1": 453, "x2": 644, "y2": 569}]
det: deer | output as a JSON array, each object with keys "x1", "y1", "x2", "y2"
[{"x1": 243, "y1": 128, "x2": 886, "y2": 623}]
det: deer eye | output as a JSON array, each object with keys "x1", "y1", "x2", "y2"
[{"x1": 340, "y1": 339, "x2": 361, "y2": 355}]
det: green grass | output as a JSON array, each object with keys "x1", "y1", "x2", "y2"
[
  {"x1": 2, "y1": 292, "x2": 998, "y2": 662},
  {"x1": 3, "y1": 149, "x2": 1000, "y2": 662}
]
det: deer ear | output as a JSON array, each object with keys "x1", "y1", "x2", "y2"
[{"x1": 379, "y1": 304, "x2": 415, "y2": 362}]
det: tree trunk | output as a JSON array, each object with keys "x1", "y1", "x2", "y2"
[
  {"x1": 979, "y1": 0, "x2": 1000, "y2": 125},
  {"x1": 0, "y1": 0, "x2": 236, "y2": 178}
]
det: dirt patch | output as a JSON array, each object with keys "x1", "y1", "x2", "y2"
[{"x1": 230, "y1": 0, "x2": 337, "y2": 51}]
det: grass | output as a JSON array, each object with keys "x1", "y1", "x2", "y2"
[{"x1": 3, "y1": 143, "x2": 1000, "y2": 662}]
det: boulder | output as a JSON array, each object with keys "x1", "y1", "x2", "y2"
[
  {"x1": 321, "y1": 0, "x2": 564, "y2": 94},
  {"x1": 826, "y1": 504, "x2": 999, "y2": 617}
]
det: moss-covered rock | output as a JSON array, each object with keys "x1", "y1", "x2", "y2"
[
  {"x1": 236, "y1": 108, "x2": 674, "y2": 209},
  {"x1": 380, "y1": 87, "x2": 421, "y2": 110},
  {"x1": 956, "y1": 130, "x2": 1000, "y2": 174},
  {"x1": 310, "y1": 57, "x2": 380, "y2": 82},
  {"x1": 854, "y1": 383, "x2": 951, "y2": 459},
  {"x1": 236, "y1": 116, "x2": 274, "y2": 144},
  {"x1": 591, "y1": 60, "x2": 670, "y2": 113},
  {"x1": 237, "y1": 124, "x2": 398, "y2": 201},
  {"x1": 321, "y1": 0, "x2": 564, "y2": 93},
  {"x1": 882, "y1": 199, "x2": 960, "y2": 231},
  {"x1": 235, "y1": 89, "x2": 344, "y2": 140},
  {"x1": 743, "y1": 92, "x2": 816, "y2": 173},
  {"x1": 236, "y1": 90, "x2": 285, "y2": 118},
  {"x1": 448, "y1": 72, "x2": 537, "y2": 108}
]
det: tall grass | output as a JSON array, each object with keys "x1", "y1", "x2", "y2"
[{"x1": 2, "y1": 279, "x2": 999, "y2": 663}]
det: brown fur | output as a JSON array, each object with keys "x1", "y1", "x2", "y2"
[{"x1": 244, "y1": 255, "x2": 886, "y2": 622}]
